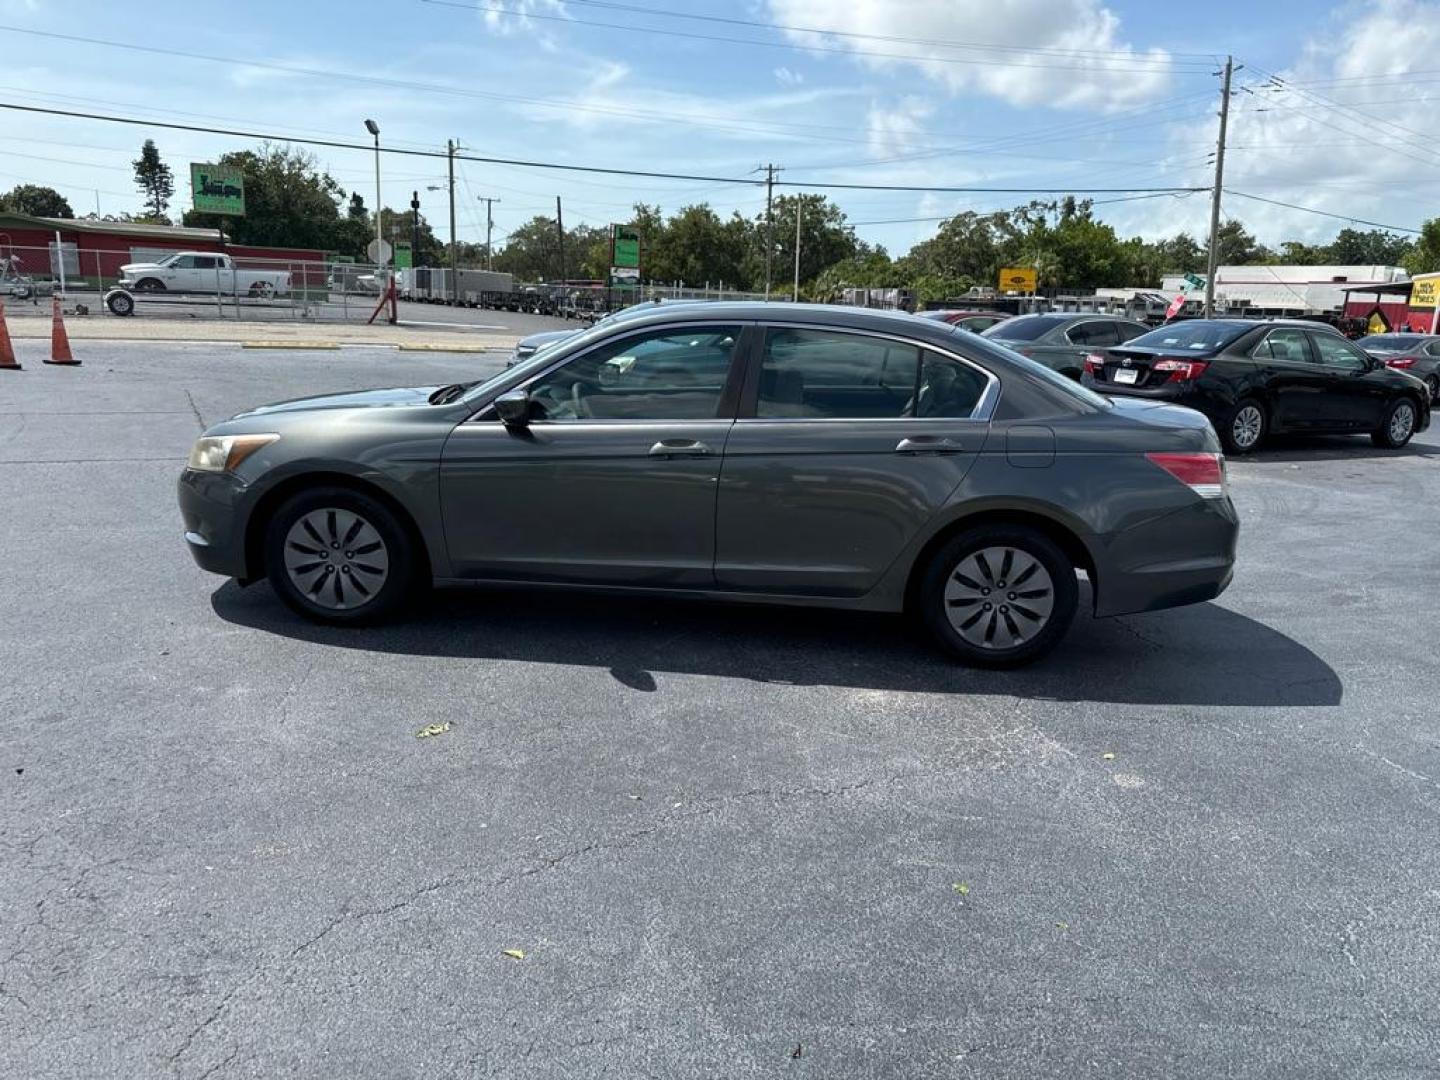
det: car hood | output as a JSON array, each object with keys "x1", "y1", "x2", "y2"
[
  {"x1": 119, "y1": 262, "x2": 163, "y2": 273},
  {"x1": 232, "y1": 385, "x2": 441, "y2": 418},
  {"x1": 517, "y1": 329, "x2": 577, "y2": 351}
]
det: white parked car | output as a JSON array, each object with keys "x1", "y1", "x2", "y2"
[{"x1": 117, "y1": 252, "x2": 291, "y2": 298}]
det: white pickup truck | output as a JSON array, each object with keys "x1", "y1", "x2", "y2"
[{"x1": 117, "y1": 252, "x2": 291, "y2": 298}]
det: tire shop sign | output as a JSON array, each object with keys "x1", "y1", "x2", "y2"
[{"x1": 190, "y1": 163, "x2": 246, "y2": 217}]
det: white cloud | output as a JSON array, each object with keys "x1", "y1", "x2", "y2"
[
  {"x1": 764, "y1": 0, "x2": 1172, "y2": 110},
  {"x1": 774, "y1": 66, "x2": 804, "y2": 87},
  {"x1": 864, "y1": 96, "x2": 933, "y2": 159},
  {"x1": 1150, "y1": 0, "x2": 1440, "y2": 245}
]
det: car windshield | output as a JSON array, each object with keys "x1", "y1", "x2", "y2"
[
  {"x1": 983, "y1": 315, "x2": 1062, "y2": 342},
  {"x1": 1126, "y1": 320, "x2": 1250, "y2": 353},
  {"x1": 1359, "y1": 334, "x2": 1427, "y2": 352},
  {"x1": 961, "y1": 334, "x2": 1113, "y2": 410}
]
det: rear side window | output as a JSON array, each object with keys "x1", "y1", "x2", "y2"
[
  {"x1": 757, "y1": 329, "x2": 920, "y2": 418},
  {"x1": 1066, "y1": 321, "x2": 1120, "y2": 347},
  {"x1": 984, "y1": 316, "x2": 1061, "y2": 342},
  {"x1": 1252, "y1": 329, "x2": 1310, "y2": 363},
  {"x1": 1116, "y1": 322, "x2": 1148, "y2": 342},
  {"x1": 916, "y1": 353, "x2": 988, "y2": 417},
  {"x1": 1128, "y1": 320, "x2": 1248, "y2": 352}
]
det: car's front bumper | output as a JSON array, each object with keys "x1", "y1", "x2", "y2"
[
  {"x1": 178, "y1": 469, "x2": 251, "y2": 579},
  {"x1": 1092, "y1": 494, "x2": 1239, "y2": 618}
]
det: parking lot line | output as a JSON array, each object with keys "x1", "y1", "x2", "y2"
[{"x1": 241, "y1": 340, "x2": 343, "y2": 350}]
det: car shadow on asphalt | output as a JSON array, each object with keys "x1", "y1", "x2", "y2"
[
  {"x1": 1244, "y1": 433, "x2": 1440, "y2": 462},
  {"x1": 211, "y1": 582, "x2": 1341, "y2": 708}
]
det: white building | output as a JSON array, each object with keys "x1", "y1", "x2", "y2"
[{"x1": 1161, "y1": 265, "x2": 1410, "y2": 314}]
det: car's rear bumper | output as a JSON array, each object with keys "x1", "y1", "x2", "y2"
[
  {"x1": 1092, "y1": 495, "x2": 1239, "y2": 618},
  {"x1": 178, "y1": 470, "x2": 251, "y2": 579}
]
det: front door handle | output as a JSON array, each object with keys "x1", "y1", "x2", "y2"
[
  {"x1": 649, "y1": 439, "x2": 711, "y2": 457},
  {"x1": 895, "y1": 436, "x2": 962, "y2": 454}
]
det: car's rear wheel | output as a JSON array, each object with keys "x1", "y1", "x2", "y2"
[
  {"x1": 1372, "y1": 397, "x2": 1418, "y2": 449},
  {"x1": 1221, "y1": 398, "x2": 1266, "y2": 454},
  {"x1": 263, "y1": 487, "x2": 417, "y2": 624},
  {"x1": 918, "y1": 525, "x2": 1078, "y2": 668}
]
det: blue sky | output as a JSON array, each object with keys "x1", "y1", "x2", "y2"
[{"x1": 0, "y1": 0, "x2": 1433, "y2": 261}]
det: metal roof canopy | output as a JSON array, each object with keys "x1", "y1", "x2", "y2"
[{"x1": 1339, "y1": 281, "x2": 1414, "y2": 298}]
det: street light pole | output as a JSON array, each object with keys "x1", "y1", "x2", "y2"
[
  {"x1": 364, "y1": 119, "x2": 382, "y2": 272},
  {"x1": 478, "y1": 196, "x2": 500, "y2": 271}
]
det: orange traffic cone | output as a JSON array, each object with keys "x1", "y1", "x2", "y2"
[
  {"x1": 0, "y1": 298, "x2": 19, "y2": 370},
  {"x1": 44, "y1": 294, "x2": 79, "y2": 366}
]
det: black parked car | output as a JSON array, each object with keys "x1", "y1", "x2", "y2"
[
  {"x1": 983, "y1": 313, "x2": 1150, "y2": 380},
  {"x1": 1081, "y1": 319, "x2": 1431, "y2": 453},
  {"x1": 1356, "y1": 333, "x2": 1440, "y2": 402}
]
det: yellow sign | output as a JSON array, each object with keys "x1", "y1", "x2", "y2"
[
  {"x1": 1410, "y1": 274, "x2": 1440, "y2": 309},
  {"x1": 998, "y1": 267, "x2": 1037, "y2": 293}
]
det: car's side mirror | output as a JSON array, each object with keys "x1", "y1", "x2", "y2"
[{"x1": 495, "y1": 389, "x2": 532, "y2": 427}]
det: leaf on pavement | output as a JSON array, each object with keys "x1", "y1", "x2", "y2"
[
  {"x1": 501, "y1": 948, "x2": 526, "y2": 961},
  {"x1": 415, "y1": 722, "x2": 452, "y2": 739},
  {"x1": 952, "y1": 882, "x2": 970, "y2": 897}
]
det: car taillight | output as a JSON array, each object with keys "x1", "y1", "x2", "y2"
[
  {"x1": 1146, "y1": 452, "x2": 1226, "y2": 499},
  {"x1": 1152, "y1": 358, "x2": 1209, "y2": 382},
  {"x1": 1083, "y1": 353, "x2": 1106, "y2": 375},
  {"x1": 1386, "y1": 356, "x2": 1417, "y2": 369}
]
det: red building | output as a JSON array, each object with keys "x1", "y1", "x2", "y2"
[{"x1": 0, "y1": 211, "x2": 328, "y2": 288}]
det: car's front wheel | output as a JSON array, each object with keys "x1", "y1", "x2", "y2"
[
  {"x1": 1372, "y1": 396, "x2": 1418, "y2": 449},
  {"x1": 263, "y1": 487, "x2": 417, "y2": 624},
  {"x1": 918, "y1": 525, "x2": 1078, "y2": 668}
]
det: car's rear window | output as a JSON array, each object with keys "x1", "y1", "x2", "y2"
[
  {"x1": 1126, "y1": 321, "x2": 1250, "y2": 353},
  {"x1": 982, "y1": 315, "x2": 1062, "y2": 341},
  {"x1": 960, "y1": 335, "x2": 1112, "y2": 410},
  {"x1": 1359, "y1": 334, "x2": 1427, "y2": 351}
]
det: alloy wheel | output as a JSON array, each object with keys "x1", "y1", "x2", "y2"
[
  {"x1": 282, "y1": 508, "x2": 390, "y2": 610},
  {"x1": 943, "y1": 546, "x2": 1056, "y2": 650},
  {"x1": 1232, "y1": 404, "x2": 1263, "y2": 449},
  {"x1": 1389, "y1": 401, "x2": 1416, "y2": 444}
]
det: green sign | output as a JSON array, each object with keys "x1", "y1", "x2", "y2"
[
  {"x1": 611, "y1": 224, "x2": 640, "y2": 270},
  {"x1": 1183, "y1": 272, "x2": 1207, "y2": 290},
  {"x1": 190, "y1": 163, "x2": 245, "y2": 216},
  {"x1": 394, "y1": 242, "x2": 413, "y2": 270}
]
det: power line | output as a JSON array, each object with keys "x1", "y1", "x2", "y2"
[
  {"x1": 419, "y1": 0, "x2": 1214, "y2": 75},
  {"x1": 0, "y1": 101, "x2": 1207, "y2": 195},
  {"x1": 548, "y1": 0, "x2": 1223, "y2": 65},
  {"x1": 1223, "y1": 189, "x2": 1421, "y2": 234}
]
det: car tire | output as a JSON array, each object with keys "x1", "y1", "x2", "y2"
[
  {"x1": 263, "y1": 486, "x2": 418, "y2": 624},
  {"x1": 105, "y1": 290, "x2": 135, "y2": 317},
  {"x1": 918, "y1": 525, "x2": 1079, "y2": 668},
  {"x1": 134, "y1": 278, "x2": 166, "y2": 293},
  {"x1": 1221, "y1": 398, "x2": 1267, "y2": 454},
  {"x1": 1371, "y1": 396, "x2": 1419, "y2": 449}
]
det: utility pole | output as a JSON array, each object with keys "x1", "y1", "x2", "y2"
[
  {"x1": 793, "y1": 198, "x2": 802, "y2": 302},
  {"x1": 1204, "y1": 56, "x2": 1234, "y2": 318},
  {"x1": 478, "y1": 196, "x2": 500, "y2": 271},
  {"x1": 555, "y1": 196, "x2": 567, "y2": 310},
  {"x1": 763, "y1": 163, "x2": 781, "y2": 300},
  {"x1": 447, "y1": 139, "x2": 458, "y2": 305}
]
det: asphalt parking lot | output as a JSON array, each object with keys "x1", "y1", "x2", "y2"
[{"x1": 2, "y1": 343, "x2": 1438, "y2": 1078}]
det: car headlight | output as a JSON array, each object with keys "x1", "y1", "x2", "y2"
[{"x1": 186, "y1": 433, "x2": 279, "y2": 473}]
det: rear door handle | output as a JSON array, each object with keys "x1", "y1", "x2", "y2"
[
  {"x1": 895, "y1": 436, "x2": 963, "y2": 454},
  {"x1": 649, "y1": 439, "x2": 712, "y2": 457}
]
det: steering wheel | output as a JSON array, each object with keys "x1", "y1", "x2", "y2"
[{"x1": 571, "y1": 380, "x2": 592, "y2": 419}]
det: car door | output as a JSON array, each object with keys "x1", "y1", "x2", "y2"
[
  {"x1": 165, "y1": 254, "x2": 198, "y2": 290},
  {"x1": 191, "y1": 255, "x2": 219, "y2": 292},
  {"x1": 1307, "y1": 331, "x2": 1390, "y2": 429},
  {"x1": 439, "y1": 323, "x2": 749, "y2": 586},
  {"x1": 714, "y1": 325, "x2": 992, "y2": 596},
  {"x1": 1251, "y1": 327, "x2": 1326, "y2": 430}
]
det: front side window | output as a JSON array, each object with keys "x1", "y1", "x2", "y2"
[
  {"x1": 170, "y1": 255, "x2": 197, "y2": 269},
  {"x1": 1252, "y1": 329, "x2": 1310, "y2": 363},
  {"x1": 1309, "y1": 333, "x2": 1369, "y2": 371},
  {"x1": 522, "y1": 325, "x2": 739, "y2": 421},
  {"x1": 757, "y1": 329, "x2": 920, "y2": 418}
]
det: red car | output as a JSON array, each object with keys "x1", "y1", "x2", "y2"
[{"x1": 917, "y1": 309, "x2": 1009, "y2": 334}]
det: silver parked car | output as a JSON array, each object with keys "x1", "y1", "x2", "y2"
[
  {"x1": 983, "y1": 313, "x2": 1150, "y2": 380},
  {"x1": 180, "y1": 303, "x2": 1238, "y2": 666}
]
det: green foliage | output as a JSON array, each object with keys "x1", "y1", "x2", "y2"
[
  {"x1": 181, "y1": 144, "x2": 349, "y2": 252},
  {"x1": 0, "y1": 184, "x2": 73, "y2": 218},
  {"x1": 132, "y1": 140, "x2": 174, "y2": 221},
  {"x1": 1402, "y1": 218, "x2": 1440, "y2": 275}
]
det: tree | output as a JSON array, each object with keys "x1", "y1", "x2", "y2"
[
  {"x1": 0, "y1": 184, "x2": 73, "y2": 218},
  {"x1": 181, "y1": 144, "x2": 348, "y2": 251},
  {"x1": 132, "y1": 139, "x2": 174, "y2": 220},
  {"x1": 1402, "y1": 218, "x2": 1440, "y2": 275},
  {"x1": 1326, "y1": 227, "x2": 1411, "y2": 266},
  {"x1": 1214, "y1": 220, "x2": 1269, "y2": 265},
  {"x1": 768, "y1": 194, "x2": 860, "y2": 293}
]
